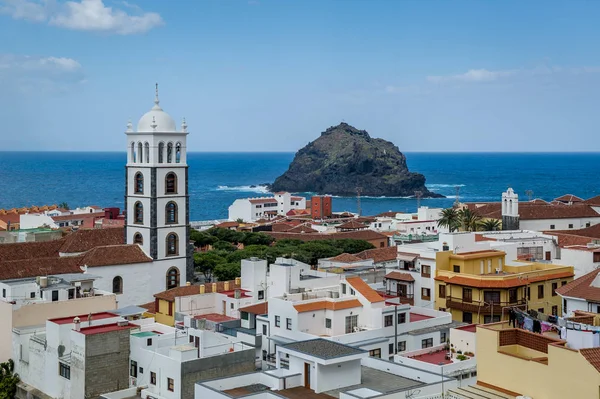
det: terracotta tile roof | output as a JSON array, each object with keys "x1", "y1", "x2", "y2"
[
  {"x1": 475, "y1": 234, "x2": 497, "y2": 242},
  {"x1": 0, "y1": 256, "x2": 84, "y2": 280},
  {"x1": 554, "y1": 194, "x2": 584, "y2": 203},
  {"x1": 346, "y1": 276, "x2": 385, "y2": 303},
  {"x1": 154, "y1": 280, "x2": 241, "y2": 302},
  {"x1": 466, "y1": 202, "x2": 600, "y2": 220},
  {"x1": 435, "y1": 271, "x2": 574, "y2": 289},
  {"x1": 286, "y1": 224, "x2": 318, "y2": 234},
  {"x1": 266, "y1": 230, "x2": 387, "y2": 243},
  {"x1": 355, "y1": 247, "x2": 398, "y2": 263},
  {"x1": 82, "y1": 245, "x2": 152, "y2": 267},
  {"x1": 0, "y1": 239, "x2": 65, "y2": 261},
  {"x1": 584, "y1": 195, "x2": 600, "y2": 206},
  {"x1": 580, "y1": 348, "x2": 600, "y2": 373},
  {"x1": 555, "y1": 268, "x2": 600, "y2": 302},
  {"x1": 548, "y1": 224, "x2": 600, "y2": 240},
  {"x1": 139, "y1": 301, "x2": 156, "y2": 314},
  {"x1": 239, "y1": 302, "x2": 268, "y2": 315},
  {"x1": 0, "y1": 213, "x2": 21, "y2": 224},
  {"x1": 216, "y1": 221, "x2": 240, "y2": 228},
  {"x1": 530, "y1": 199, "x2": 548, "y2": 204},
  {"x1": 271, "y1": 222, "x2": 294, "y2": 232},
  {"x1": 385, "y1": 271, "x2": 415, "y2": 282},
  {"x1": 291, "y1": 196, "x2": 304, "y2": 201},
  {"x1": 52, "y1": 212, "x2": 104, "y2": 221},
  {"x1": 286, "y1": 209, "x2": 311, "y2": 216},
  {"x1": 336, "y1": 220, "x2": 368, "y2": 230},
  {"x1": 293, "y1": 299, "x2": 362, "y2": 313},
  {"x1": 376, "y1": 211, "x2": 402, "y2": 218},
  {"x1": 328, "y1": 253, "x2": 363, "y2": 263},
  {"x1": 249, "y1": 198, "x2": 278, "y2": 204},
  {"x1": 59, "y1": 227, "x2": 125, "y2": 253}
]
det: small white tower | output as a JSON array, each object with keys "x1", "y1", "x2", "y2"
[
  {"x1": 125, "y1": 84, "x2": 191, "y2": 290},
  {"x1": 501, "y1": 188, "x2": 519, "y2": 230}
]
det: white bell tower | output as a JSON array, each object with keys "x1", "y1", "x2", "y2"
[{"x1": 124, "y1": 84, "x2": 191, "y2": 290}]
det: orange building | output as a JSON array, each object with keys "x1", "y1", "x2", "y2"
[{"x1": 311, "y1": 196, "x2": 332, "y2": 219}]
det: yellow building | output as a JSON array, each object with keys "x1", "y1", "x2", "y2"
[
  {"x1": 474, "y1": 321, "x2": 600, "y2": 399},
  {"x1": 434, "y1": 249, "x2": 574, "y2": 324}
]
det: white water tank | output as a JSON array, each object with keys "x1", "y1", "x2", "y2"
[{"x1": 39, "y1": 276, "x2": 48, "y2": 288}]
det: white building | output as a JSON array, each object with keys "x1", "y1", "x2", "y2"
[
  {"x1": 557, "y1": 268, "x2": 600, "y2": 316},
  {"x1": 228, "y1": 192, "x2": 306, "y2": 222},
  {"x1": 555, "y1": 243, "x2": 600, "y2": 278}
]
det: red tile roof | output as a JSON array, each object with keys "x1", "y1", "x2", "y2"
[
  {"x1": 580, "y1": 348, "x2": 600, "y2": 373},
  {"x1": 266, "y1": 230, "x2": 388, "y2": 243},
  {"x1": 385, "y1": 271, "x2": 415, "y2": 282},
  {"x1": 376, "y1": 211, "x2": 402, "y2": 218},
  {"x1": 154, "y1": 280, "x2": 241, "y2": 302},
  {"x1": 328, "y1": 253, "x2": 363, "y2": 263},
  {"x1": 346, "y1": 276, "x2": 385, "y2": 303},
  {"x1": 239, "y1": 302, "x2": 268, "y2": 315},
  {"x1": 0, "y1": 239, "x2": 65, "y2": 261},
  {"x1": 59, "y1": 227, "x2": 125, "y2": 253},
  {"x1": 139, "y1": 301, "x2": 156, "y2": 314},
  {"x1": 555, "y1": 194, "x2": 584, "y2": 203},
  {"x1": 584, "y1": 195, "x2": 600, "y2": 206},
  {"x1": 555, "y1": 268, "x2": 600, "y2": 302},
  {"x1": 249, "y1": 198, "x2": 278, "y2": 204},
  {"x1": 216, "y1": 221, "x2": 240, "y2": 228},
  {"x1": 293, "y1": 299, "x2": 362, "y2": 312},
  {"x1": 82, "y1": 245, "x2": 152, "y2": 267},
  {"x1": 355, "y1": 247, "x2": 398, "y2": 263},
  {"x1": 336, "y1": 220, "x2": 368, "y2": 230},
  {"x1": 286, "y1": 224, "x2": 318, "y2": 234},
  {"x1": 0, "y1": 256, "x2": 85, "y2": 280},
  {"x1": 466, "y1": 202, "x2": 600, "y2": 220}
]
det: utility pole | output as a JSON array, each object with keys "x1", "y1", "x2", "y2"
[
  {"x1": 525, "y1": 189, "x2": 534, "y2": 202},
  {"x1": 414, "y1": 190, "x2": 423, "y2": 210},
  {"x1": 356, "y1": 187, "x2": 362, "y2": 216}
]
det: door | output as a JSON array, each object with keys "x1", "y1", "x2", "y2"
[
  {"x1": 304, "y1": 363, "x2": 311, "y2": 388},
  {"x1": 222, "y1": 301, "x2": 226, "y2": 315},
  {"x1": 545, "y1": 251, "x2": 551, "y2": 261},
  {"x1": 397, "y1": 284, "x2": 407, "y2": 298}
]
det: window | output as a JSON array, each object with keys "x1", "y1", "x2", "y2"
[
  {"x1": 241, "y1": 312, "x2": 249, "y2": 320},
  {"x1": 525, "y1": 286, "x2": 531, "y2": 300},
  {"x1": 176, "y1": 142, "x2": 182, "y2": 163},
  {"x1": 594, "y1": 252, "x2": 600, "y2": 263},
  {"x1": 562, "y1": 281, "x2": 568, "y2": 286},
  {"x1": 421, "y1": 338, "x2": 433, "y2": 349},
  {"x1": 286, "y1": 318, "x2": 292, "y2": 330},
  {"x1": 421, "y1": 288, "x2": 431, "y2": 300},
  {"x1": 421, "y1": 265, "x2": 431, "y2": 277},
  {"x1": 168, "y1": 377, "x2": 174, "y2": 392},
  {"x1": 508, "y1": 288, "x2": 517, "y2": 304},
  {"x1": 484, "y1": 315, "x2": 501, "y2": 324},
  {"x1": 552, "y1": 305, "x2": 558, "y2": 316},
  {"x1": 275, "y1": 316, "x2": 280, "y2": 327},
  {"x1": 550, "y1": 224, "x2": 555, "y2": 229},
  {"x1": 258, "y1": 290, "x2": 265, "y2": 300},
  {"x1": 440, "y1": 332, "x2": 447, "y2": 343},
  {"x1": 398, "y1": 341, "x2": 406, "y2": 352},
  {"x1": 262, "y1": 325, "x2": 267, "y2": 335},
  {"x1": 30, "y1": 292, "x2": 35, "y2": 299},
  {"x1": 342, "y1": 284, "x2": 347, "y2": 294},
  {"x1": 135, "y1": 172, "x2": 144, "y2": 194},
  {"x1": 59, "y1": 362, "x2": 70, "y2": 380},
  {"x1": 262, "y1": 350, "x2": 267, "y2": 361},
  {"x1": 166, "y1": 233, "x2": 178, "y2": 256},
  {"x1": 552, "y1": 282, "x2": 558, "y2": 296},
  {"x1": 587, "y1": 222, "x2": 592, "y2": 227},
  {"x1": 166, "y1": 268, "x2": 179, "y2": 290},
  {"x1": 230, "y1": 303, "x2": 234, "y2": 309},
  {"x1": 462, "y1": 288, "x2": 472, "y2": 303},
  {"x1": 52, "y1": 290, "x2": 58, "y2": 302},
  {"x1": 439, "y1": 285, "x2": 446, "y2": 299},
  {"x1": 165, "y1": 172, "x2": 177, "y2": 194},
  {"x1": 563, "y1": 298, "x2": 567, "y2": 313},
  {"x1": 134, "y1": 201, "x2": 143, "y2": 224},
  {"x1": 389, "y1": 343, "x2": 394, "y2": 355},
  {"x1": 345, "y1": 315, "x2": 358, "y2": 333},
  {"x1": 568, "y1": 224, "x2": 573, "y2": 229},
  {"x1": 131, "y1": 142, "x2": 136, "y2": 162},
  {"x1": 463, "y1": 312, "x2": 473, "y2": 323},
  {"x1": 130, "y1": 360, "x2": 138, "y2": 378},
  {"x1": 1, "y1": 289, "x2": 5, "y2": 298},
  {"x1": 538, "y1": 285, "x2": 544, "y2": 299},
  {"x1": 350, "y1": 288, "x2": 355, "y2": 295},
  {"x1": 112, "y1": 276, "x2": 123, "y2": 294},
  {"x1": 150, "y1": 372, "x2": 156, "y2": 385},
  {"x1": 158, "y1": 142, "x2": 164, "y2": 163},
  {"x1": 166, "y1": 202, "x2": 178, "y2": 224},
  {"x1": 134, "y1": 232, "x2": 143, "y2": 245},
  {"x1": 453, "y1": 265, "x2": 460, "y2": 273},
  {"x1": 384, "y1": 315, "x2": 393, "y2": 327},
  {"x1": 144, "y1": 142, "x2": 150, "y2": 163},
  {"x1": 369, "y1": 348, "x2": 381, "y2": 358},
  {"x1": 139, "y1": 367, "x2": 144, "y2": 374},
  {"x1": 484, "y1": 291, "x2": 500, "y2": 304},
  {"x1": 138, "y1": 142, "x2": 143, "y2": 163},
  {"x1": 397, "y1": 313, "x2": 406, "y2": 324},
  {"x1": 326, "y1": 318, "x2": 332, "y2": 328},
  {"x1": 538, "y1": 308, "x2": 544, "y2": 313}
]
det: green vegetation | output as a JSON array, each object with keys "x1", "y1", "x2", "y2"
[
  {"x1": 58, "y1": 202, "x2": 70, "y2": 210},
  {"x1": 0, "y1": 359, "x2": 19, "y2": 399},
  {"x1": 437, "y1": 207, "x2": 501, "y2": 232},
  {"x1": 191, "y1": 228, "x2": 375, "y2": 282}
]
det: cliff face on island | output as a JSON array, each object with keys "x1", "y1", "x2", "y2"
[{"x1": 270, "y1": 123, "x2": 443, "y2": 198}]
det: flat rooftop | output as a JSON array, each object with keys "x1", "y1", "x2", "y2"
[
  {"x1": 408, "y1": 349, "x2": 452, "y2": 365},
  {"x1": 194, "y1": 313, "x2": 237, "y2": 322},
  {"x1": 284, "y1": 339, "x2": 366, "y2": 360},
  {"x1": 325, "y1": 366, "x2": 423, "y2": 398},
  {"x1": 410, "y1": 312, "x2": 433, "y2": 322},
  {"x1": 78, "y1": 322, "x2": 136, "y2": 335},
  {"x1": 50, "y1": 312, "x2": 117, "y2": 325}
]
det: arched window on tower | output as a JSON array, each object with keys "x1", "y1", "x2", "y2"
[
  {"x1": 144, "y1": 142, "x2": 150, "y2": 163},
  {"x1": 158, "y1": 142, "x2": 164, "y2": 163},
  {"x1": 166, "y1": 267, "x2": 180, "y2": 290},
  {"x1": 134, "y1": 202, "x2": 143, "y2": 224},
  {"x1": 138, "y1": 142, "x2": 143, "y2": 163},
  {"x1": 134, "y1": 172, "x2": 144, "y2": 194},
  {"x1": 166, "y1": 202, "x2": 178, "y2": 224},
  {"x1": 165, "y1": 173, "x2": 177, "y2": 194},
  {"x1": 112, "y1": 276, "x2": 123, "y2": 294},
  {"x1": 175, "y1": 143, "x2": 181, "y2": 163},
  {"x1": 167, "y1": 142, "x2": 173, "y2": 163},
  {"x1": 133, "y1": 232, "x2": 143, "y2": 245},
  {"x1": 131, "y1": 142, "x2": 136, "y2": 163},
  {"x1": 166, "y1": 233, "x2": 178, "y2": 256}
]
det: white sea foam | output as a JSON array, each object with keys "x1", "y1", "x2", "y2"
[
  {"x1": 216, "y1": 185, "x2": 270, "y2": 194},
  {"x1": 427, "y1": 184, "x2": 466, "y2": 189}
]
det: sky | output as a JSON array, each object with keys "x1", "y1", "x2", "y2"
[{"x1": 1, "y1": 0, "x2": 600, "y2": 152}]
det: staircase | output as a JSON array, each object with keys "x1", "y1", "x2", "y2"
[{"x1": 446, "y1": 384, "x2": 519, "y2": 399}]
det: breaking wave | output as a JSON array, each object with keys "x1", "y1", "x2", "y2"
[{"x1": 216, "y1": 185, "x2": 270, "y2": 194}]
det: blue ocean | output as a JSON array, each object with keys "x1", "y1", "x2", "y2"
[{"x1": 0, "y1": 152, "x2": 599, "y2": 221}]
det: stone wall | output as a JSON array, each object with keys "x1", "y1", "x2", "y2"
[{"x1": 84, "y1": 329, "x2": 131, "y2": 399}]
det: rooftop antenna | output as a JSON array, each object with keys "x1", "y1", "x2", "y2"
[
  {"x1": 356, "y1": 187, "x2": 362, "y2": 216},
  {"x1": 525, "y1": 190, "x2": 534, "y2": 202},
  {"x1": 414, "y1": 190, "x2": 423, "y2": 210},
  {"x1": 453, "y1": 185, "x2": 461, "y2": 207}
]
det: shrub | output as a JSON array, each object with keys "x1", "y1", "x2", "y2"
[{"x1": 456, "y1": 354, "x2": 467, "y2": 361}]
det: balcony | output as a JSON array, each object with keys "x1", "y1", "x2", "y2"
[
  {"x1": 445, "y1": 297, "x2": 526, "y2": 315},
  {"x1": 383, "y1": 291, "x2": 414, "y2": 305}
]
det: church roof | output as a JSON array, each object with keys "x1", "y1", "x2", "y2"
[
  {"x1": 136, "y1": 85, "x2": 178, "y2": 133},
  {"x1": 82, "y1": 245, "x2": 152, "y2": 267},
  {"x1": 59, "y1": 227, "x2": 125, "y2": 254}
]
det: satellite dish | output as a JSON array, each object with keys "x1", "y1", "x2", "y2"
[{"x1": 58, "y1": 345, "x2": 65, "y2": 357}]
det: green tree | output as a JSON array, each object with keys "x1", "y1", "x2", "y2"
[
  {"x1": 333, "y1": 239, "x2": 375, "y2": 253},
  {"x1": 479, "y1": 218, "x2": 502, "y2": 232},
  {"x1": 213, "y1": 240, "x2": 238, "y2": 252},
  {"x1": 458, "y1": 208, "x2": 482, "y2": 232},
  {"x1": 0, "y1": 359, "x2": 19, "y2": 399},
  {"x1": 296, "y1": 241, "x2": 342, "y2": 266},
  {"x1": 437, "y1": 208, "x2": 460, "y2": 232},
  {"x1": 58, "y1": 202, "x2": 69, "y2": 210},
  {"x1": 193, "y1": 252, "x2": 225, "y2": 282},
  {"x1": 241, "y1": 232, "x2": 274, "y2": 246},
  {"x1": 214, "y1": 262, "x2": 242, "y2": 281},
  {"x1": 190, "y1": 229, "x2": 218, "y2": 248}
]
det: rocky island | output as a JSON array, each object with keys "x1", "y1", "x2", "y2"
[{"x1": 270, "y1": 123, "x2": 443, "y2": 198}]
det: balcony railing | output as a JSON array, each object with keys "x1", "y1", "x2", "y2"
[
  {"x1": 385, "y1": 292, "x2": 414, "y2": 305},
  {"x1": 445, "y1": 297, "x2": 526, "y2": 315}
]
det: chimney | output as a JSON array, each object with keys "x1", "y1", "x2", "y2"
[
  {"x1": 224, "y1": 281, "x2": 230, "y2": 291},
  {"x1": 235, "y1": 277, "x2": 241, "y2": 286},
  {"x1": 212, "y1": 283, "x2": 217, "y2": 292},
  {"x1": 73, "y1": 317, "x2": 81, "y2": 332},
  {"x1": 199, "y1": 285, "x2": 205, "y2": 294}
]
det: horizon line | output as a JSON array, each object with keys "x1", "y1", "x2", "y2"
[{"x1": 1, "y1": 150, "x2": 600, "y2": 154}]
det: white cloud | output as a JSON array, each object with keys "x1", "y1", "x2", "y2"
[
  {"x1": 0, "y1": 54, "x2": 84, "y2": 93},
  {"x1": 427, "y1": 68, "x2": 517, "y2": 83},
  {"x1": 0, "y1": 0, "x2": 163, "y2": 35}
]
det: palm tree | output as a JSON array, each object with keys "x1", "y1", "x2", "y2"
[
  {"x1": 437, "y1": 208, "x2": 460, "y2": 232},
  {"x1": 458, "y1": 208, "x2": 482, "y2": 232},
  {"x1": 58, "y1": 202, "x2": 69, "y2": 210},
  {"x1": 479, "y1": 218, "x2": 502, "y2": 232}
]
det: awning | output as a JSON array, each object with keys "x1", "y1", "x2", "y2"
[{"x1": 397, "y1": 253, "x2": 418, "y2": 262}]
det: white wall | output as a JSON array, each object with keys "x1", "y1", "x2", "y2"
[
  {"x1": 315, "y1": 360, "x2": 361, "y2": 393},
  {"x1": 20, "y1": 214, "x2": 58, "y2": 229},
  {"x1": 558, "y1": 247, "x2": 599, "y2": 278},
  {"x1": 0, "y1": 302, "x2": 12, "y2": 362},
  {"x1": 522, "y1": 217, "x2": 600, "y2": 232}
]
